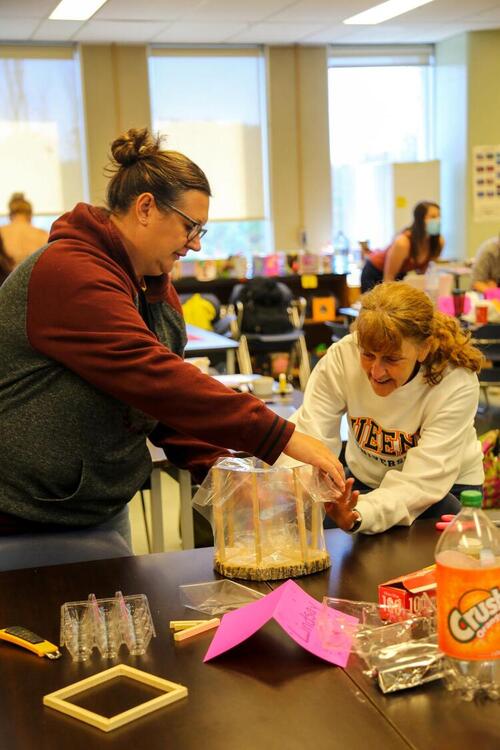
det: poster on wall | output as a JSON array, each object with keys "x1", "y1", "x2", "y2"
[{"x1": 472, "y1": 145, "x2": 500, "y2": 222}]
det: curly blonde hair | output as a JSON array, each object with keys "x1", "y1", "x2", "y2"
[{"x1": 354, "y1": 282, "x2": 483, "y2": 385}]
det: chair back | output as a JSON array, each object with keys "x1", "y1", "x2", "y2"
[{"x1": 230, "y1": 279, "x2": 294, "y2": 336}]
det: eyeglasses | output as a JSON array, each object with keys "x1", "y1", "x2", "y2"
[{"x1": 165, "y1": 202, "x2": 207, "y2": 242}]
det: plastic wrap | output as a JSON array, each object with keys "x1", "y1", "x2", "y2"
[
  {"x1": 192, "y1": 457, "x2": 336, "y2": 580},
  {"x1": 371, "y1": 638, "x2": 444, "y2": 694},
  {"x1": 317, "y1": 597, "x2": 440, "y2": 693},
  {"x1": 318, "y1": 598, "x2": 435, "y2": 662},
  {"x1": 179, "y1": 580, "x2": 264, "y2": 616}
]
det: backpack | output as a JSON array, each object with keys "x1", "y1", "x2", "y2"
[
  {"x1": 237, "y1": 278, "x2": 294, "y2": 335},
  {"x1": 181, "y1": 293, "x2": 218, "y2": 331}
]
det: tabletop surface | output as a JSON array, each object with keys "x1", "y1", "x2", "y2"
[
  {"x1": 185, "y1": 323, "x2": 238, "y2": 352},
  {"x1": 0, "y1": 522, "x2": 498, "y2": 750}
]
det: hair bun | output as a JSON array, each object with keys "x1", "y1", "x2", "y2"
[
  {"x1": 10, "y1": 192, "x2": 25, "y2": 201},
  {"x1": 110, "y1": 127, "x2": 162, "y2": 167}
]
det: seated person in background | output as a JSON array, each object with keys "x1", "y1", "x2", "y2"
[
  {"x1": 361, "y1": 201, "x2": 444, "y2": 293},
  {"x1": 471, "y1": 235, "x2": 500, "y2": 292},
  {"x1": 0, "y1": 127, "x2": 344, "y2": 546},
  {"x1": 281, "y1": 282, "x2": 484, "y2": 534},
  {"x1": 0, "y1": 193, "x2": 49, "y2": 267},
  {"x1": 0, "y1": 234, "x2": 14, "y2": 286}
]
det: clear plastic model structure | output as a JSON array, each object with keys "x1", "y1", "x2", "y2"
[{"x1": 193, "y1": 458, "x2": 332, "y2": 581}]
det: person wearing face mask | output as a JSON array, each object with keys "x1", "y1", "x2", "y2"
[
  {"x1": 0, "y1": 127, "x2": 345, "y2": 546},
  {"x1": 361, "y1": 201, "x2": 444, "y2": 293},
  {"x1": 278, "y1": 282, "x2": 484, "y2": 534}
]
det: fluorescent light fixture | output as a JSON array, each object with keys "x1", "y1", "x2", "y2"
[
  {"x1": 49, "y1": 0, "x2": 108, "y2": 21},
  {"x1": 344, "y1": 0, "x2": 434, "y2": 25}
]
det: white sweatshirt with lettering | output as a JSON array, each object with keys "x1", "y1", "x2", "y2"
[{"x1": 284, "y1": 334, "x2": 483, "y2": 534}]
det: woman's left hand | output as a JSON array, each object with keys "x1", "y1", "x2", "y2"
[{"x1": 324, "y1": 477, "x2": 360, "y2": 532}]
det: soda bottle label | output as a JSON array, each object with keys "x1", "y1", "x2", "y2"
[{"x1": 436, "y1": 562, "x2": 500, "y2": 660}]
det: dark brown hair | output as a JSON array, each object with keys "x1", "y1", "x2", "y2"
[
  {"x1": 106, "y1": 127, "x2": 211, "y2": 213},
  {"x1": 8, "y1": 192, "x2": 32, "y2": 219},
  {"x1": 355, "y1": 281, "x2": 483, "y2": 385},
  {"x1": 407, "y1": 200, "x2": 441, "y2": 262}
]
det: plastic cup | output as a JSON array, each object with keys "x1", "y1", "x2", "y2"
[
  {"x1": 475, "y1": 302, "x2": 489, "y2": 325},
  {"x1": 252, "y1": 376, "x2": 275, "y2": 398},
  {"x1": 452, "y1": 289, "x2": 466, "y2": 318},
  {"x1": 60, "y1": 602, "x2": 94, "y2": 662}
]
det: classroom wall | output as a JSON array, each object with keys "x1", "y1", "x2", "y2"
[
  {"x1": 436, "y1": 29, "x2": 500, "y2": 260},
  {"x1": 80, "y1": 44, "x2": 151, "y2": 206},
  {"x1": 7, "y1": 35, "x2": 500, "y2": 258},
  {"x1": 266, "y1": 45, "x2": 332, "y2": 253},
  {"x1": 80, "y1": 43, "x2": 333, "y2": 252},
  {"x1": 467, "y1": 30, "x2": 500, "y2": 256},
  {"x1": 435, "y1": 33, "x2": 468, "y2": 260}
]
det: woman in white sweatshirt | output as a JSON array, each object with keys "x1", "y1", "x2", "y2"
[{"x1": 291, "y1": 282, "x2": 484, "y2": 534}]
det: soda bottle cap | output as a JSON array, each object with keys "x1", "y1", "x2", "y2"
[{"x1": 459, "y1": 489, "x2": 482, "y2": 507}]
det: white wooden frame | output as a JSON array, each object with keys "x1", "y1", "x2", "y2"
[{"x1": 43, "y1": 664, "x2": 187, "y2": 733}]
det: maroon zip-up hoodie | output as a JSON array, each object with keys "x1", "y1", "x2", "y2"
[{"x1": 0, "y1": 203, "x2": 294, "y2": 529}]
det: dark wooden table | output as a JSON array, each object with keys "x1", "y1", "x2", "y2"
[
  {"x1": 0, "y1": 522, "x2": 497, "y2": 749},
  {"x1": 269, "y1": 521, "x2": 500, "y2": 750}
]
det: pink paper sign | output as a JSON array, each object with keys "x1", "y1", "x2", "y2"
[{"x1": 204, "y1": 579, "x2": 357, "y2": 667}]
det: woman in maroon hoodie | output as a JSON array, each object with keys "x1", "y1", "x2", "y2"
[{"x1": 0, "y1": 128, "x2": 352, "y2": 546}]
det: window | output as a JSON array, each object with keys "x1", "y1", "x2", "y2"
[
  {"x1": 149, "y1": 49, "x2": 269, "y2": 263},
  {"x1": 0, "y1": 46, "x2": 86, "y2": 230},
  {"x1": 328, "y1": 47, "x2": 434, "y2": 253}
]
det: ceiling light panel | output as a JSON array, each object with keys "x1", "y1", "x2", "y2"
[
  {"x1": 50, "y1": 0, "x2": 108, "y2": 22},
  {"x1": 344, "y1": 0, "x2": 435, "y2": 26}
]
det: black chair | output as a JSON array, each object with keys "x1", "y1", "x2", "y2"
[
  {"x1": 471, "y1": 323, "x2": 500, "y2": 363},
  {"x1": 228, "y1": 282, "x2": 311, "y2": 389},
  {"x1": 327, "y1": 321, "x2": 350, "y2": 343},
  {"x1": 470, "y1": 324, "x2": 500, "y2": 413}
]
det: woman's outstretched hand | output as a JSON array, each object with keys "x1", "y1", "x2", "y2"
[
  {"x1": 324, "y1": 477, "x2": 360, "y2": 532},
  {"x1": 282, "y1": 430, "x2": 345, "y2": 490}
]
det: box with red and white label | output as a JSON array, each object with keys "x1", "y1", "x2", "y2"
[{"x1": 378, "y1": 565, "x2": 436, "y2": 619}]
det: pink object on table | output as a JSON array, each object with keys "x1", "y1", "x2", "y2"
[
  {"x1": 203, "y1": 579, "x2": 358, "y2": 667},
  {"x1": 437, "y1": 295, "x2": 471, "y2": 316},
  {"x1": 484, "y1": 288, "x2": 500, "y2": 300}
]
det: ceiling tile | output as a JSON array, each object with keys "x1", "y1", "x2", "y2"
[
  {"x1": 228, "y1": 22, "x2": 326, "y2": 44},
  {"x1": 1, "y1": 0, "x2": 500, "y2": 46},
  {"x1": 31, "y1": 20, "x2": 85, "y2": 41},
  {"x1": 299, "y1": 24, "x2": 353, "y2": 45},
  {"x1": 94, "y1": 0, "x2": 199, "y2": 21},
  {"x1": 153, "y1": 22, "x2": 248, "y2": 43},
  {"x1": 73, "y1": 20, "x2": 166, "y2": 42},
  {"x1": 402, "y1": 0, "x2": 500, "y2": 24},
  {"x1": 268, "y1": 1, "x2": 355, "y2": 24},
  {"x1": 0, "y1": 18, "x2": 41, "y2": 40},
  {"x1": 0, "y1": 1, "x2": 56, "y2": 19},
  {"x1": 184, "y1": 0, "x2": 294, "y2": 23}
]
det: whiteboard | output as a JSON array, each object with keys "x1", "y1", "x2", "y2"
[{"x1": 392, "y1": 160, "x2": 441, "y2": 231}]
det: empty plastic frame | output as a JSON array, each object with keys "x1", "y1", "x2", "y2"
[{"x1": 43, "y1": 664, "x2": 188, "y2": 732}]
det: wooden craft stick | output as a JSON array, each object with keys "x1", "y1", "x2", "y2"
[
  {"x1": 212, "y1": 467, "x2": 226, "y2": 562},
  {"x1": 173, "y1": 618, "x2": 220, "y2": 642},
  {"x1": 251, "y1": 472, "x2": 262, "y2": 566},
  {"x1": 169, "y1": 620, "x2": 211, "y2": 631},
  {"x1": 311, "y1": 499, "x2": 321, "y2": 551},
  {"x1": 43, "y1": 664, "x2": 187, "y2": 733},
  {"x1": 227, "y1": 491, "x2": 235, "y2": 548},
  {"x1": 293, "y1": 468, "x2": 309, "y2": 562}
]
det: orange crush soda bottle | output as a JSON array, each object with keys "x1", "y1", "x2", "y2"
[{"x1": 435, "y1": 490, "x2": 500, "y2": 701}]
